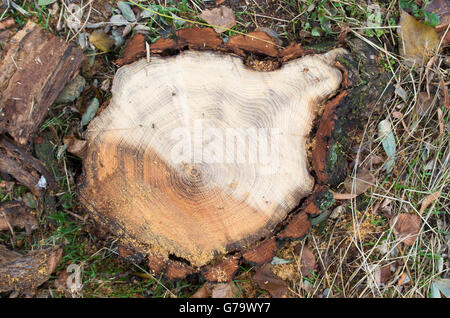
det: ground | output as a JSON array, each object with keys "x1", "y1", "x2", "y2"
[{"x1": 0, "y1": 0, "x2": 448, "y2": 298}]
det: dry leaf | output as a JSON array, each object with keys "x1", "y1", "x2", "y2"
[
  {"x1": 419, "y1": 191, "x2": 441, "y2": 215},
  {"x1": 441, "y1": 79, "x2": 449, "y2": 110},
  {"x1": 199, "y1": 6, "x2": 236, "y2": 33},
  {"x1": 63, "y1": 135, "x2": 87, "y2": 158},
  {"x1": 299, "y1": 247, "x2": 316, "y2": 277},
  {"x1": 333, "y1": 169, "x2": 376, "y2": 200},
  {"x1": 399, "y1": 11, "x2": 439, "y2": 66},
  {"x1": 253, "y1": 264, "x2": 289, "y2": 298},
  {"x1": 397, "y1": 272, "x2": 410, "y2": 286},
  {"x1": 415, "y1": 92, "x2": 434, "y2": 115},
  {"x1": 211, "y1": 283, "x2": 238, "y2": 298},
  {"x1": 390, "y1": 213, "x2": 421, "y2": 246},
  {"x1": 395, "y1": 84, "x2": 408, "y2": 101},
  {"x1": 369, "y1": 265, "x2": 392, "y2": 288},
  {"x1": 191, "y1": 283, "x2": 213, "y2": 298},
  {"x1": 90, "y1": 30, "x2": 115, "y2": 52},
  {"x1": 344, "y1": 169, "x2": 376, "y2": 195}
]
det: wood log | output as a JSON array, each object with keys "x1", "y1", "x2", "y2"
[
  {"x1": 79, "y1": 30, "x2": 393, "y2": 279},
  {"x1": 0, "y1": 21, "x2": 83, "y2": 146},
  {"x1": 0, "y1": 245, "x2": 62, "y2": 294},
  {"x1": 0, "y1": 137, "x2": 56, "y2": 198},
  {"x1": 80, "y1": 46, "x2": 344, "y2": 268}
]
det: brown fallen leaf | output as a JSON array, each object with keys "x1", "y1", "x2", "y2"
[
  {"x1": 199, "y1": 6, "x2": 236, "y2": 33},
  {"x1": 399, "y1": 11, "x2": 440, "y2": 66},
  {"x1": 333, "y1": 169, "x2": 376, "y2": 200},
  {"x1": 0, "y1": 201, "x2": 39, "y2": 235},
  {"x1": 295, "y1": 246, "x2": 316, "y2": 277},
  {"x1": 390, "y1": 213, "x2": 421, "y2": 246},
  {"x1": 211, "y1": 282, "x2": 238, "y2": 298},
  {"x1": 419, "y1": 191, "x2": 441, "y2": 215},
  {"x1": 191, "y1": 283, "x2": 213, "y2": 298},
  {"x1": 90, "y1": 30, "x2": 115, "y2": 52},
  {"x1": 397, "y1": 272, "x2": 409, "y2": 286},
  {"x1": 253, "y1": 264, "x2": 289, "y2": 298},
  {"x1": 441, "y1": 79, "x2": 449, "y2": 110},
  {"x1": 369, "y1": 264, "x2": 392, "y2": 288},
  {"x1": 63, "y1": 135, "x2": 87, "y2": 158},
  {"x1": 415, "y1": 92, "x2": 434, "y2": 115},
  {"x1": 0, "y1": 245, "x2": 63, "y2": 294}
]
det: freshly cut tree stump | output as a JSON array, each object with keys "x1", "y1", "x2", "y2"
[{"x1": 80, "y1": 45, "x2": 344, "y2": 269}]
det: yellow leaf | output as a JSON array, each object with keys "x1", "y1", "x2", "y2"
[
  {"x1": 399, "y1": 11, "x2": 439, "y2": 66},
  {"x1": 89, "y1": 30, "x2": 115, "y2": 52}
]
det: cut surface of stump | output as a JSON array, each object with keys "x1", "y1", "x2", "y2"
[{"x1": 80, "y1": 50, "x2": 343, "y2": 267}]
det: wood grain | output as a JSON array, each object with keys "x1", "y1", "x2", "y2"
[{"x1": 80, "y1": 50, "x2": 344, "y2": 267}]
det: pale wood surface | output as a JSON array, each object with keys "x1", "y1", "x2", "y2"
[{"x1": 80, "y1": 50, "x2": 343, "y2": 266}]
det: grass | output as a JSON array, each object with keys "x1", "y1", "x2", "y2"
[{"x1": 0, "y1": 0, "x2": 448, "y2": 298}]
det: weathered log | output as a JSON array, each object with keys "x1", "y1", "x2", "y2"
[
  {"x1": 0, "y1": 137, "x2": 56, "y2": 199},
  {"x1": 0, "y1": 21, "x2": 83, "y2": 146},
  {"x1": 79, "y1": 29, "x2": 392, "y2": 279},
  {"x1": 0, "y1": 201, "x2": 39, "y2": 235},
  {"x1": 0, "y1": 21, "x2": 83, "y2": 204},
  {"x1": 0, "y1": 245, "x2": 62, "y2": 294}
]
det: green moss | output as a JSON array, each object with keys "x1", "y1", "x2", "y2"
[{"x1": 315, "y1": 188, "x2": 335, "y2": 211}]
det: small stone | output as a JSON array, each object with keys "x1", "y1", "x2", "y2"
[
  {"x1": 37, "y1": 175, "x2": 47, "y2": 189},
  {"x1": 81, "y1": 98, "x2": 100, "y2": 126},
  {"x1": 55, "y1": 75, "x2": 86, "y2": 104}
]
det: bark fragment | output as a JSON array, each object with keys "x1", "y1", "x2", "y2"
[
  {"x1": 0, "y1": 245, "x2": 63, "y2": 294},
  {"x1": 0, "y1": 21, "x2": 83, "y2": 146}
]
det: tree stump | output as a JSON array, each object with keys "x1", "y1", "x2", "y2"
[{"x1": 79, "y1": 29, "x2": 391, "y2": 280}]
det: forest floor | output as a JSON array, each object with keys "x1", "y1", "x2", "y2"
[{"x1": 0, "y1": 0, "x2": 448, "y2": 298}]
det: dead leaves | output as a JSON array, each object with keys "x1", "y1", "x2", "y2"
[
  {"x1": 90, "y1": 30, "x2": 115, "y2": 52},
  {"x1": 199, "y1": 6, "x2": 236, "y2": 33},
  {"x1": 415, "y1": 91, "x2": 434, "y2": 115},
  {"x1": 332, "y1": 169, "x2": 376, "y2": 200},
  {"x1": 253, "y1": 264, "x2": 290, "y2": 298},
  {"x1": 63, "y1": 135, "x2": 87, "y2": 158},
  {"x1": 419, "y1": 191, "x2": 441, "y2": 215},
  {"x1": 0, "y1": 245, "x2": 63, "y2": 294},
  {"x1": 390, "y1": 213, "x2": 421, "y2": 246},
  {"x1": 389, "y1": 191, "x2": 441, "y2": 246},
  {"x1": 399, "y1": 11, "x2": 440, "y2": 66},
  {"x1": 298, "y1": 247, "x2": 316, "y2": 277},
  {"x1": 211, "y1": 283, "x2": 238, "y2": 298},
  {"x1": 191, "y1": 282, "x2": 238, "y2": 298}
]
